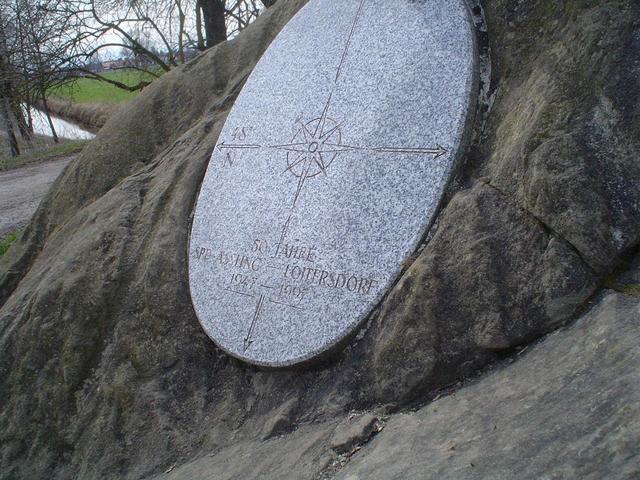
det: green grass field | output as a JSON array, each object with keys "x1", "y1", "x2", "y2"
[{"x1": 50, "y1": 69, "x2": 160, "y2": 104}]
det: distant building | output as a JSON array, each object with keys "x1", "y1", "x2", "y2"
[{"x1": 101, "y1": 60, "x2": 127, "y2": 71}]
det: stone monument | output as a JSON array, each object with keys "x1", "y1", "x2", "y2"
[{"x1": 189, "y1": 0, "x2": 477, "y2": 366}]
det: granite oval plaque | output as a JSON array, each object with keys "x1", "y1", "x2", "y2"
[{"x1": 189, "y1": 0, "x2": 476, "y2": 366}]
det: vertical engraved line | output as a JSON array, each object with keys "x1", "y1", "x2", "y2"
[
  {"x1": 334, "y1": 0, "x2": 367, "y2": 84},
  {"x1": 244, "y1": 294, "x2": 266, "y2": 351},
  {"x1": 279, "y1": 213, "x2": 293, "y2": 244}
]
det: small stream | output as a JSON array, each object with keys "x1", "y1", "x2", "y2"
[{"x1": 30, "y1": 107, "x2": 95, "y2": 141}]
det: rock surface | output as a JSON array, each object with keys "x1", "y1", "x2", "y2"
[
  {"x1": 0, "y1": 1, "x2": 639, "y2": 479},
  {"x1": 151, "y1": 291, "x2": 640, "y2": 480},
  {"x1": 338, "y1": 293, "x2": 640, "y2": 480},
  {"x1": 329, "y1": 413, "x2": 383, "y2": 454}
]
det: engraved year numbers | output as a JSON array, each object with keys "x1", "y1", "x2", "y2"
[
  {"x1": 229, "y1": 273, "x2": 257, "y2": 289},
  {"x1": 278, "y1": 283, "x2": 307, "y2": 301}
]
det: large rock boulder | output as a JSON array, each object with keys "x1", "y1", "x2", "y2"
[{"x1": 1, "y1": 1, "x2": 638, "y2": 479}]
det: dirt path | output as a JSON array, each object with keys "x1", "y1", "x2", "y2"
[{"x1": 0, "y1": 157, "x2": 72, "y2": 237}]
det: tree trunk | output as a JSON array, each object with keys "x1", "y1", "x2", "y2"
[
  {"x1": 176, "y1": 0, "x2": 187, "y2": 63},
  {"x1": 0, "y1": 95, "x2": 20, "y2": 157},
  {"x1": 0, "y1": 23, "x2": 20, "y2": 156},
  {"x1": 261, "y1": 0, "x2": 277, "y2": 7},
  {"x1": 198, "y1": 0, "x2": 227, "y2": 48},
  {"x1": 196, "y1": 3, "x2": 206, "y2": 51},
  {"x1": 25, "y1": 101, "x2": 33, "y2": 133},
  {"x1": 11, "y1": 97, "x2": 31, "y2": 143},
  {"x1": 40, "y1": 92, "x2": 58, "y2": 144},
  {"x1": 178, "y1": 12, "x2": 186, "y2": 63}
]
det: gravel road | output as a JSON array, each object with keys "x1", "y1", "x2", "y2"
[{"x1": 0, "y1": 157, "x2": 72, "y2": 237}]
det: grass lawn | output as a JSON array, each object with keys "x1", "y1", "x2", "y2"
[{"x1": 50, "y1": 69, "x2": 160, "y2": 104}]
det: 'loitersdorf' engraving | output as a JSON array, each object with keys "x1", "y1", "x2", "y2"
[{"x1": 189, "y1": 0, "x2": 477, "y2": 366}]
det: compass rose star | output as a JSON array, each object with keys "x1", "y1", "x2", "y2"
[{"x1": 271, "y1": 98, "x2": 343, "y2": 206}]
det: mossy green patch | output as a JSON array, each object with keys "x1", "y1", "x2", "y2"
[
  {"x1": 0, "y1": 230, "x2": 20, "y2": 256},
  {"x1": 618, "y1": 285, "x2": 640, "y2": 297},
  {"x1": 603, "y1": 277, "x2": 640, "y2": 298}
]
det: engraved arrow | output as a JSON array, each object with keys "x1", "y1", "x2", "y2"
[
  {"x1": 217, "y1": 141, "x2": 262, "y2": 151},
  {"x1": 217, "y1": 141, "x2": 448, "y2": 159},
  {"x1": 271, "y1": 141, "x2": 449, "y2": 159},
  {"x1": 243, "y1": 294, "x2": 265, "y2": 352},
  {"x1": 321, "y1": 143, "x2": 449, "y2": 159},
  {"x1": 375, "y1": 145, "x2": 448, "y2": 157}
]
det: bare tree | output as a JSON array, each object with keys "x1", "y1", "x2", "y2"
[
  {"x1": 11, "y1": 0, "x2": 74, "y2": 142},
  {"x1": 0, "y1": 0, "x2": 76, "y2": 145},
  {"x1": 0, "y1": 0, "x2": 276, "y2": 153}
]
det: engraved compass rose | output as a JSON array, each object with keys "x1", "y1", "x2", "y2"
[
  {"x1": 281, "y1": 113, "x2": 342, "y2": 207},
  {"x1": 212, "y1": 0, "x2": 452, "y2": 354}
]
